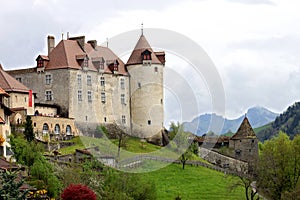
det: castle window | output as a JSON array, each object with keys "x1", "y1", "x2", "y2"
[
  {"x1": 138, "y1": 82, "x2": 141, "y2": 88},
  {"x1": 87, "y1": 91, "x2": 92, "y2": 102},
  {"x1": 100, "y1": 77, "x2": 105, "y2": 86},
  {"x1": 66, "y1": 125, "x2": 72, "y2": 135},
  {"x1": 77, "y1": 74, "x2": 82, "y2": 87},
  {"x1": 37, "y1": 58, "x2": 43, "y2": 67},
  {"x1": 121, "y1": 94, "x2": 125, "y2": 105},
  {"x1": 54, "y1": 124, "x2": 60, "y2": 134},
  {"x1": 16, "y1": 77, "x2": 22, "y2": 83},
  {"x1": 78, "y1": 90, "x2": 82, "y2": 102},
  {"x1": 148, "y1": 120, "x2": 151, "y2": 125},
  {"x1": 42, "y1": 123, "x2": 49, "y2": 134},
  {"x1": 252, "y1": 139, "x2": 254, "y2": 143},
  {"x1": 45, "y1": 74, "x2": 52, "y2": 85},
  {"x1": 45, "y1": 90, "x2": 53, "y2": 101},
  {"x1": 121, "y1": 115, "x2": 126, "y2": 124},
  {"x1": 34, "y1": 122, "x2": 36, "y2": 127},
  {"x1": 101, "y1": 92, "x2": 106, "y2": 103},
  {"x1": 104, "y1": 117, "x2": 107, "y2": 122},
  {"x1": 154, "y1": 67, "x2": 158, "y2": 73},
  {"x1": 120, "y1": 78, "x2": 125, "y2": 89},
  {"x1": 87, "y1": 75, "x2": 92, "y2": 85}
]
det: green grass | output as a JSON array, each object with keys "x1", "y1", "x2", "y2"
[
  {"x1": 58, "y1": 136, "x2": 162, "y2": 156},
  {"x1": 111, "y1": 137, "x2": 161, "y2": 153},
  {"x1": 138, "y1": 162, "x2": 244, "y2": 200}
]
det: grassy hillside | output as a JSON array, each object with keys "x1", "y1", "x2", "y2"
[
  {"x1": 139, "y1": 162, "x2": 244, "y2": 200},
  {"x1": 254, "y1": 123, "x2": 271, "y2": 134},
  {"x1": 58, "y1": 136, "x2": 161, "y2": 155}
]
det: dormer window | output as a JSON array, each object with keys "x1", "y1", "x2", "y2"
[
  {"x1": 141, "y1": 49, "x2": 152, "y2": 61},
  {"x1": 36, "y1": 55, "x2": 49, "y2": 71},
  {"x1": 83, "y1": 56, "x2": 89, "y2": 68},
  {"x1": 113, "y1": 60, "x2": 119, "y2": 71},
  {"x1": 37, "y1": 59, "x2": 43, "y2": 67}
]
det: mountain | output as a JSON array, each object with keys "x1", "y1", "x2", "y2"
[
  {"x1": 257, "y1": 102, "x2": 300, "y2": 141},
  {"x1": 183, "y1": 106, "x2": 278, "y2": 136}
]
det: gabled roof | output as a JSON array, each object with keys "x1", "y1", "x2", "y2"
[
  {"x1": 126, "y1": 35, "x2": 162, "y2": 66},
  {"x1": 0, "y1": 64, "x2": 30, "y2": 93},
  {"x1": 45, "y1": 39, "x2": 127, "y2": 75},
  {"x1": 231, "y1": 117, "x2": 257, "y2": 140}
]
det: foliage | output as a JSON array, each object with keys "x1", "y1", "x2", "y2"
[
  {"x1": 10, "y1": 134, "x2": 62, "y2": 198},
  {"x1": 30, "y1": 156, "x2": 62, "y2": 198},
  {"x1": 24, "y1": 116, "x2": 34, "y2": 142},
  {"x1": 61, "y1": 184, "x2": 97, "y2": 200},
  {"x1": 102, "y1": 169, "x2": 156, "y2": 200},
  {"x1": 0, "y1": 170, "x2": 29, "y2": 200},
  {"x1": 257, "y1": 132, "x2": 300, "y2": 200},
  {"x1": 257, "y1": 102, "x2": 300, "y2": 141},
  {"x1": 10, "y1": 135, "x2": 44, "y2": 167}
]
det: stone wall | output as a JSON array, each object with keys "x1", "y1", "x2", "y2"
[
  {"x1": 31, "y1": 115, "x2": 78, "y2": 141},
  {"x1": 199, "y1": 147, "x2": 248, "y2": 172}
]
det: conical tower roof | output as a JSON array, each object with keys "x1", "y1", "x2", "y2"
[
  {"x1": 231, "y1": 117, "x2": 257, "y2": 140},
  {"x1": 126, "y1": 35, "x2": 162, "y2": 65}
]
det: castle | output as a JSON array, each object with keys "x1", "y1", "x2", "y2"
[{"x1": 6, "y1": 33, "x2": 165, "y2": 140}]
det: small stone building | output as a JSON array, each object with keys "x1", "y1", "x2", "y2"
[{"x1": 229, "y1": 116, "x2": 258, "y2": 167}]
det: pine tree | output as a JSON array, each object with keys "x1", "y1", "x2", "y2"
[
  {"x1": 0, "y1": 170, "x2": 28, "y2": 200},
  {"x1": 24, "y1": 116, "x2": 34, "y2": 142}
]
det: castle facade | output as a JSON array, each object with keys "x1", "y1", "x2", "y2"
[{"x1": 7, "y1": 33, "x2": 165, "y2": 139}]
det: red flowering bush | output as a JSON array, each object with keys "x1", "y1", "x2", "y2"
[{"x1": 61, "y1": 184, "x2": 97, "y2": 200}]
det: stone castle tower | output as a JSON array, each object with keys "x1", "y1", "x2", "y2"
[
  {"x1": 126, "y1": 34, "x2": 165, "y2": 138},
  {"x1": 229, "y1": 116, "x2": 259, "y2": 167}
]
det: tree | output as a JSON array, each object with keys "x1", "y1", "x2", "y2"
[
  {"x1": 257, "y1": 132, "x2": 300, "y2": 200},
  {"x1": 61, "y1": 184, "x2": 97, "y2": 200},
  {"x1": 0, "y1": 170, "x2": 29, "y2": 200},
  {"x1": 30, "y1": 156, "x2": 62, "y2": 198},
  {"x1": 24, "y1": 116, "x2": 34, "y2": 142}
]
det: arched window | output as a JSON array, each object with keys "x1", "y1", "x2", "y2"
[
  {"x1": 54, "y1": 124, "x2": 60, "y2": 134},
  {"x1": 43, "y1": 123, "x2": 49, "y2": 135},
  {"x1": 66, "y1": 125, "x2": 72, "y2": 135}
]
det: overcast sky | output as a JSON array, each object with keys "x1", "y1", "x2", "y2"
[{"x1": 1, "y1": 0, "x2": 300, "y2": 124}]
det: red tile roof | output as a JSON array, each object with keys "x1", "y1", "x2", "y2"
[
  {"x1": 126, "y1": 35, "x2": 162, "y2": 66},
  {"x1": 231, "y1": 117, "x2": 257, "y2": 140},
  {"x1": 0, "y1": 87, "x2": 9, "y2": 97},
  {"x1": 0, "y1": 157, "x2": 19, "y2": 170},
  {"x1": 45, "y1": 39, "x2": 127, "y2": 75},
  {"x1": 0, "y1": 116, "x2": 5, "y2": 124},
  {"x1": 0, "y1": 65, "x2": 30, "y2": 93}
]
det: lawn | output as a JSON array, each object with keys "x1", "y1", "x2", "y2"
[{"x1": 139, "y1": 162, "x2": 245, "y2": 200}]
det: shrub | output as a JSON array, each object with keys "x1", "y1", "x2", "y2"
[{"x1": 61, "y1": 184, "x2": 97, "y2": 200}]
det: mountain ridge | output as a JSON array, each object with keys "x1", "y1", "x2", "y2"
[{"x1": 183, "y1": 106, "x2": 279, "y2": 136}]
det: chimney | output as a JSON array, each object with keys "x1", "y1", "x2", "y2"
[
  {"x1": 69, "y1": 36, "x2": 85, "y2": 51},
  {"x1": 47, "y1": 35, "x2": 55, "y2": 55},
  {"x1": 87, "y1": 40, "x2": 97, "y2": 49}
]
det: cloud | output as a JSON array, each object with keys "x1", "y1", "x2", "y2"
[{"x1": 227, "y1": 0, "x2": 276, "y2": 5}]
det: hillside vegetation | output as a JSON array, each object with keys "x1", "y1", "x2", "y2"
[{"x1": 257, "y1": 102, "x2": 300, "y2": 141}]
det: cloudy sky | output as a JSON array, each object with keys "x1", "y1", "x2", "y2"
[{"x1": 1, "y1": 0, "x2": 300, "y2": 124}]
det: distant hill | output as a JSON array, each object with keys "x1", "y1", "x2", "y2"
[
  {"x1": 257, "y1": 102, "x2": 300, "y2": 141},
  {"x1": 183, "y1": 106, "x2": 278, "y2": 136}
]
